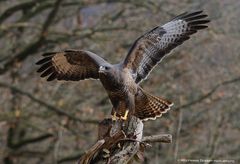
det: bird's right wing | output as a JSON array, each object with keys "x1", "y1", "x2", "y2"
[
  {"x1": 36, "y1": 49, "x2": 110, "y2": 81},
  {"x1": 122, "y1": 11, "x2": 210, "y2": 84}
]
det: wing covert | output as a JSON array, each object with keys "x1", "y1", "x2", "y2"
[{"x1": 36, "y1": 49, "x2": 110, "y2": 81}]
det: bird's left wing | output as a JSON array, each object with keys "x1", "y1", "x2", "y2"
[
  {"x1": 122, "y1": 11, "x2": 210, "y2": 83},
  {"x1": 36, "y1": 49, "x2": 110, "y2": 81}
]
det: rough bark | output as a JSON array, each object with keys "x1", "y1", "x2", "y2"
[{"x1": 78, "y1": 116, "x2": 172, "y2": 164}]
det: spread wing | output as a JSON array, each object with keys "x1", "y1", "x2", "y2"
[
  {"x1": 36, "y1": 49, "x2": 110, "y2": 81},
  {"x1": 122, "y1": 11, "x2": 210, "y2": 83}
]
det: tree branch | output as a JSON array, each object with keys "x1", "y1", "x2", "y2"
[
  {"x1": 9, "y1": 133, "x2": 54, "y2": 149},
  {"x1": 79, "y1": 117, "x2": 172, "y2": 163},
  {"x1": 0, "y1": 82, "x2": 99, "y2": 124},
  {"x1": 57, "y1": 151, "x2": 85, "y2": 164},
  {"x1": 142, "y1": 134, "x2": 172, "y2": 144},
  {"x1": 0, "y1": 0, "x2": 63, "y2": 75},
  {"x1": 0, "y1": 1, "x2": 37, "y2": 24},
  {"x1": 175, "y1": 76, "x2": 240, "y2": 111}
]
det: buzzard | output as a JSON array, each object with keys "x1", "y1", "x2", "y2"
[{"x1": 36, "y1": 11, "x2": 210, "y2": 121}]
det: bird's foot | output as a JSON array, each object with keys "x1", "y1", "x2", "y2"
[
  {"x1": 111, "y1": 112, "x2": 119, "y2": 121},
  {"x1": 120, "y1": 110, "x2": 129, "y2": 120}
]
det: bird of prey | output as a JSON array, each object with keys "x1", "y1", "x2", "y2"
[{"x1": 36, "y1": 11, "x2": 210, "y2": 121}]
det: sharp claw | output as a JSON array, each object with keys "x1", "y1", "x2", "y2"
[
  {"x1": 120, "y1": 116, "x2": 127, "y2": 120},
  {"x1": 112, "y1": 116, "x2": 117, "y2": 121},
  {"x1": 120, "y1": 110, "x2": 129, "y2": 120},
  {"x1": 112, "y1": 112, "x2": 118, "y2": 121}
]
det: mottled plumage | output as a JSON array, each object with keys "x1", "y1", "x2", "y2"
[{"x1": 36, "y1": 11, "x2": 210, "y2": 121}]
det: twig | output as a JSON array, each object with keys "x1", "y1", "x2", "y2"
[
  {"x1": 108, "y1": 117, "x2": 143, "y2": 163},
  {"x1": 79, "y1": 117, "x2": 145, "y2": 163},
  {"x1": 171, "y1": 77, "x2": 240, "y2": 161},
  {"x1": 57, "y1": 151, "x2": 84, "y2": 164},
  {"x1": 8, "y1": 133, "x2": 54, "y2": 150},
  {"x1": 0, "y1": 1, "x2": 37, "y2": 24},
  {"x1": 78, "y1": 139, "x2": 106, "y2": 164},
  {"x1": 7, "y1": 140, "x2": 56, "y2": 158},
  {"x1": 0, "y1": 82, "x2": 99, "y2": 124},
  {"x1": 80, "y1": 117, "x2": 172, "y2": 163},
  {"x1": 0, "y1": 0, "x2": 63, "y2": 75},
  {"x1": 207, "y1": 112, "x2": 225, "y2": 164},
  {"x1": 0, "y1": 22, "x2": 41, "y2": 31},
  {"x1": 118, "y1": 133, "x2": 172, "y2": 147},
  {"x1": 175, "y1": 76, "x2": 240, "y2": 111},
  {"x1": 142, "y1": 134, "x2": 172, "y2": 143},
  {"x1": 54, "y1": 128, "x2": 63, "y2": 163},
  {"x1": 174, "y1": 109, "x2": 183, "y2": 161}
]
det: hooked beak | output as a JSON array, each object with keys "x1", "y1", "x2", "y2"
[{"x1": 98, "y1": 66, "x2": 105, "y2": 74}]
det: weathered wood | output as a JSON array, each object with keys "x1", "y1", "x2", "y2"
[
  {"x1": 109, "y1": 116, "x2": 143, "y2": 164},
  {"x1": 142, "y1": 134, "x2": 172, "y2": 143},
  {"x1": 79, "y1": 116, "x2": 172, "y2": 164},
  {"x1": 78, "y1": 140, "x2": 105, "y2": 164}
]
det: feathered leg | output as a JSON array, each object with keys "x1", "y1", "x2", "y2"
[
  {"x1": 111, "y1": 110, "x2": 118, "y2": 121},
  {"x1": 121, "y1": 93, "x2": 135, "y2": 120},
  {"x1": 111, "y1": 100, "x2": 121, "y2": 121}
]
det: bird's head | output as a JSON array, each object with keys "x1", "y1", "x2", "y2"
[
  {"x1": 98, "y1": 65, "x2": 121, "y2": 83},
  {"x1": 98, "y1": 65, "x2": 112, "y2": 75}
]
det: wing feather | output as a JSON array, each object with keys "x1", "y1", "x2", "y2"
[
  {"x1": 122, "y1": 10, "x2": 210, "y2": 83},
  {"x1": 36, "y1": 49, "x2": 110, "y2": 81}
]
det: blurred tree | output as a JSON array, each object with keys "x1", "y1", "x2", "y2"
[{"x1": 0, "y1": 0, "x2": 240, "y2": 163}]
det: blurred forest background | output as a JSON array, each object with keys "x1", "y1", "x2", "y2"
[{"x1": 0, "y1": 0, "x2": 240, "y2": 164}]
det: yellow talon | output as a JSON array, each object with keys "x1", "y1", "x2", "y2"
[
  {"x1": 112, "y1": 112, "x2": 118, "y2": 121},
  {"x1": 121, "y1": 110, "x2": 129, "y2": 120}
]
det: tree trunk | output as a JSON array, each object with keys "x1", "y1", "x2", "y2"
[{"x1": 78, "y1": 116, "x2": 171, "y2": 164}]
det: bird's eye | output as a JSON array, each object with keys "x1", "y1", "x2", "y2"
[{"x1": 105, "y1": 66, "x2": 110, "y2": 70}]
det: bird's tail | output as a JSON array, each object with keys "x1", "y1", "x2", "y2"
[{"x1": 135, "y1": 88, "x2": 173, "y2": 121}]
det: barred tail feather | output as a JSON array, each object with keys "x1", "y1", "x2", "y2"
[{"x1": 135, "y1": 88, "x2": 173, "y2": 121}]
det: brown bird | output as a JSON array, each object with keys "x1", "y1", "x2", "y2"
[{"x1": 36, "y1": 11, "x2": 210, "y2": 121}]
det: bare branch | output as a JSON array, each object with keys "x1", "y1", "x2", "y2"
[
  {"x1": 142, "y1": 134, "x2": 172, "y2": 144},
  {"x1": 9, "y1": 133, "x2": 54, "y2": 150},
  {"x1": 175, "y1": 76, "x2": 240, "y2": 111},
  {"x1": 57, "y1": 151, "x2": 85, "y2": 164},
  {"x1": 79, "y1": 117, "x2": 171, "y2": 163},
  {"x1": 0, "y1": 0, "x2": 63, "y2": 75},
  {"x1": 0, "y1": 1, "x2": 37, "y2": 24},
  {"x1": 174, "y1": 109, "x2": 183, "y2": 161},
  {"x1": 0, "y1": 82, "x2": 99, "y2": 124}
]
